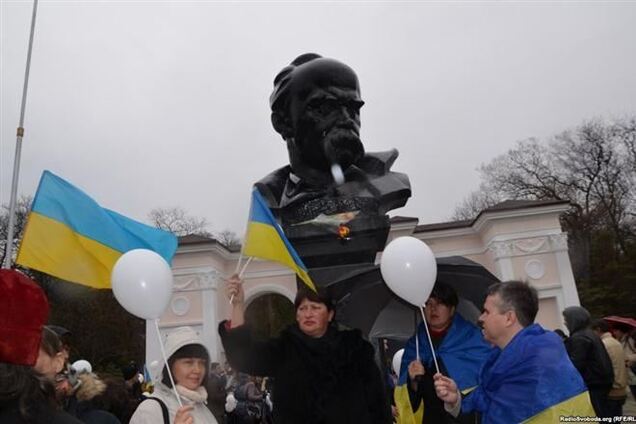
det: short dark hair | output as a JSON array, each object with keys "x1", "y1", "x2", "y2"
[
  {"x1": 294, "y1": 288, "x2": 335, "y2": 312},
  {"x1": 486, "y1": 281, "x2": 538, "y2": 327},
  {"x1": 591, "y1": 319, "x2": 610, "y2": 333},
  {"x1": 162, "y1": 344, "x2": 209, "y2": 388},
  {"x1": 429, "y1": 282, "x2": 458, "y2": 308}
]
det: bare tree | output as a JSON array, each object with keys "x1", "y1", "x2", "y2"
[
  {"x1": 0, "y1": 195, "x2": 32, "y2": 266},
  {"x1": 453, "y1": 117, "x2": 636, "y2": 316},
  {"x1": 615, "y1": 117, "x2": 636, "y2": 172},
  {"x1": 216, "y1": 229, "x2": 241, "y2": 249},
  {"x1": 148, "y1": 207, "x2": 211, "y2": 237},
  {"x1": 452, "y1": 183, "x2": 504, "y2": 221}
]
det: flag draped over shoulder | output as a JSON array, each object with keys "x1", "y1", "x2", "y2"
[
  {"x1": 16, "y1": 171, "x2": 177, "y2": 289},
  {"x1": 395, "y1": 314, "x2": 491, "y2": 423},
  {"x1": 243, "y1": 187, "x2": 316, "y2": 292},
  {"x1": 462, "y1": 324, "x2": 595, "y2": 424}
]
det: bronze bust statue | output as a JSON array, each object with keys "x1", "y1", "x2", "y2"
[{"x1": 255, "y1": 53, "x2": 411, "y2": 272}]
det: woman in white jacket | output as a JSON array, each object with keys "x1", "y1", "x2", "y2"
[{"x1": 130, "y1": 327, "x2": 218, "y2": 424}]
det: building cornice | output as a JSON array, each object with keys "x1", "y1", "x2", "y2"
[
  {"x1": 472, "y1": 202, "x2": 571, "y2": 233},
  {"x1": 176, "y1": 242, "x2": 239, "y2": 261}
]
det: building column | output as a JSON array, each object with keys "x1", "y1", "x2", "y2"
[
  {"x1": 200, "y1": 270, "x2": 221, "y2": 361},
  {"x1": 488, "y1": 240, "x2": 514, "y2": 281},
  {"x1": 549, "y1": 233, "x2": 581, "y2": 307}
]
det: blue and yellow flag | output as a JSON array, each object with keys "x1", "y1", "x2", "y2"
[
  {"x1": 462, "y1": 324, "x2": 595, "y2": 423},
  {"x1": 395, "y1": 314, "x2": 491, "y2": 423},
  {"x1": 243, "y1": 187, "x2": 316, "y2": 292},
  {"x1": 16, "y1": 171, "x2": 177, "y2": 289}
]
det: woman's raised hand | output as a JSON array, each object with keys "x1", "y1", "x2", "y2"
[{"x1": 226, "y1": 273, "x2": 244, "y2": 304}]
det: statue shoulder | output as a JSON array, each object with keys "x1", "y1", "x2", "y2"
[
  {"x1": 254, "y1": 165, "x2": 291, "y2": 209},
  {"x1": 359, "y1": 149, "x2": 400, "y2": 175},
  {"x1": 358, "y1": 149, "x2": 411, "y2": 213}
]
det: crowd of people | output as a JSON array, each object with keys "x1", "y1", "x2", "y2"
[
  {"x1": 2, "y1": 268, "x2": 636, "y2": 423},
  {"x1": 0, "y1": 270, "x2": 273, "y2": 424}
]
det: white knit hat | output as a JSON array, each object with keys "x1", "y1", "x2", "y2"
[{"x1": 164, "y1": 326, "x2": 208, "y2": 361}]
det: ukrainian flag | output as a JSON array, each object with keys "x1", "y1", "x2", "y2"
[
  {"x1": 243, "y1": 187, "x2": 316, "y2": 292},
  {"x1": 395, "y1": 314, "x2": 490, "y2": 423},
  {"x1": 462, "y1": 324, "x2": 596, "y2": 424},
  {"x1": 16, "y1": 171, "x2": 177, "y2": 289}
]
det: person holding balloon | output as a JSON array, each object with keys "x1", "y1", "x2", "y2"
[
  {"x1": 378, "y1": 236, "x2": 490, "y2": 423},
  {"x1": 219, "y1": 274, "x2": 392, "y2": 424},
  {"x1": 129, "y1": 327, "x2": 217, "y2": 424},
  {"x1": 396, "y1": 282, "x2": 492, "y2": 424}
]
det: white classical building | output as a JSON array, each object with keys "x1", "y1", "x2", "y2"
[{"x1": 145, "y1": 199, "x2": 580, "y2": 366}]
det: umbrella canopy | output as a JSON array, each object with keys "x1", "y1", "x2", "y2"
[
  {"x1": 603, "y1": 315, "x2": 636, "y2": 329},
  {"x1": 333, "y1": 256, "x2": 500, "y2": 340}
]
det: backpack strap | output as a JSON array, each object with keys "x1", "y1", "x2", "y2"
[{"x1": 143, "y1": 397, "x2": 170, "y2": 424}]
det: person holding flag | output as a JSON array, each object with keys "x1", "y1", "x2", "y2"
[
  {"x1": 218, "y1": 274, "x2": 392, "y2": 424},
  {"x1": 434, "y1": 281, "x2": 596, "y2": 423},
  {"x1": 218, "y1": 186, "x2": 391, "y2": 423},
  {"x1": 396, "y1": 282, "x2": 492, "y2": 424}
]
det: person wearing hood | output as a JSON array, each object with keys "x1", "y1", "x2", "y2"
[
  {"x1": 65, "y1": 368, "x2": 121, "y2": 424},
  {"x1": 129, "y1": 326, "x2": 218, "y2": 424},
  {"x1": 219, "y1": 274, "x2": 392, "y2": 424},
  {"x1": 562, "y1": 306, "x2": 614, "y2": 417}
]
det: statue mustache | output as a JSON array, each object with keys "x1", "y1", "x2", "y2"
[
  {"x1": 322, "y1": 122, "x2": 360, "y2": 139},
  {"x1": 323, "y1": 134, "x2": 363, "y2": 167}
]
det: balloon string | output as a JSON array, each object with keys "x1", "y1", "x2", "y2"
[
  {"x1": 154, "y1": 319, "x2": 183, "y2": 407},
  {"x1": 420, "y1": 306, "x2": 441, "y2": 375},
  {"x1": 415, "y1": 320, "x2": 420, "y2": 361}
]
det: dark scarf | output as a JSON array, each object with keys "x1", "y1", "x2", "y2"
[{"x1": 285, "y1": 324, "x2": 357, "y2": 423}]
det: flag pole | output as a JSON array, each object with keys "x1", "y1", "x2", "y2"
[
  {"x1": 3, "y1": 0, "x2": 40, "y2": 269},
  {"x1": 229, "y1": 257, "x2": 252, "y2": 304},
  {"x1": 238, "y1": 256, "x2": 253, "y2": 278}
]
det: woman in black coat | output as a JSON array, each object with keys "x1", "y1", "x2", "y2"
[{"x1": 219, "y1": 275, "x2": 392, "y2": 424}]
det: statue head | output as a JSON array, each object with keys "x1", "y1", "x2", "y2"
[{"x1": 270, "y1": 54, "x2": 365, "y2": 180}]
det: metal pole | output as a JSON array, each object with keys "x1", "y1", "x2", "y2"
[{"x1": 3, "y1": 0, "x2": 39, "y2": 268}]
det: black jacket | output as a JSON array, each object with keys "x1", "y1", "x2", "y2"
[
  {"x1": 563, "y1": 307, "x2": 613, "y2": 389},
  {"x1": 0, "y1": 403, "x2": 83, "y2": 424},
  {"x1": 219, "y1": 321, "x2": 392, "y2": 424}
]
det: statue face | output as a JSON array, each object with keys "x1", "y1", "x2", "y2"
[{"x1": 286, "y1": 59, "x2": 365, "y2": 173}]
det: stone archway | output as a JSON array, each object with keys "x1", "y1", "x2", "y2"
[{"x1": 244, "y1": 293, "x2": 295, "y2": 341}]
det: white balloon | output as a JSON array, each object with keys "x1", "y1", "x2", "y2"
[
  {"x1": 380, "y1": 236, "x2": 437, "y2": 307},
  {"x1": 111, "y1": 249, "x2": 174, "y2": 320},
  {"x1": 72, "y1": 359, "x2": 92, "y2": 374},
  {"x1": 392, "y1": 348, "x2": 404, "y2": 375}
]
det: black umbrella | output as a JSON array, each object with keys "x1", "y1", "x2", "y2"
[{"x1": 331, "y1": 256, "x2": 500, "y2": 340}]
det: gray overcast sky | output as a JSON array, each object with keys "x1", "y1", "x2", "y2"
[{"x1": 2, "y1": 1, "x2": 636, "y2": 237}]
